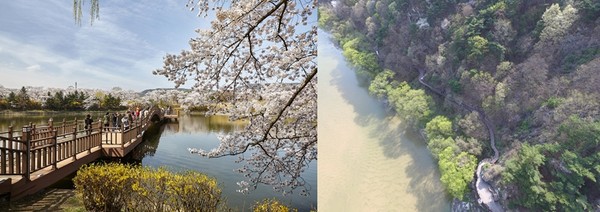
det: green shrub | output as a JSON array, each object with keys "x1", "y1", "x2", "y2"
[
  {"x1": 253, "y1": 199, "x2": 296, "y2": 212},
  {"x1": 73, "y1": 163, "x2": 222, "y2": 212},
  {"x1": 517, "y1": 117, "x2": 531, "y2": 134},
  {"x1": 73, "y1": 163, "x2": 137, "y2": 211},
  {"x1": 449, "y1": 79, "x2": 462, "y2": 93},
  {"x1": 543, "y1": 97, "x2": 563, "y2": 109}
]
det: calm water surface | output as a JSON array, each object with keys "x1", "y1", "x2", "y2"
[
  {"x1": 318, "y1": 29, "x2": 451, "y2": 211},
  {"x1": 0, "y1": 112, "x2": 317, "y2": 211},
  {"x1": 131, "y1": 115, "x2": 317, "y2": 211}
]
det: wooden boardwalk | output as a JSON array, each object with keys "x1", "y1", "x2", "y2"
[
  {"x1": 163, "y1": 107, "x2": 180, "y2": 122},
  {"x1": 0, "y1": 107, "x2": 164, "y2": 200}
]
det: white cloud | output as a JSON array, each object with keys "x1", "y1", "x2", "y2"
[
  {"x1": 25, "y1": 64, "x2": 41, "y2": 73},
  {"x1": 0, "y1": 35, "x2": 152, "y2": 90},
  {"x1": 0, "y1": 1, "x2": 204, "y2": 91}
]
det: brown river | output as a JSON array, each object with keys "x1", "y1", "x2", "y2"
[{"x1": 318, "y1": 30, "x2": 451, "y2": 211}]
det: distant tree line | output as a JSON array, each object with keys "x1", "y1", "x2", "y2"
[
  {"x1": 0, "y1": 86, "x2": 124, "y2": 111},
  {"x1": 0, "y1": 85, "x2": 269, "y2": 113},
  {"x1": 0, "y1": 87, "x2": 40, "y2": 110}
]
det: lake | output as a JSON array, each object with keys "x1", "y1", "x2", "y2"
[
  {"x1": 318, "y1": 29, "x2": 451, "y2": 211},
  {"x1": 0, "y1": 112, "x2": 317, "y2": 211}
]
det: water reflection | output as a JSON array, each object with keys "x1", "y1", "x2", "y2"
[
  {"x1": 126, "y1": 123, "x2": 163, "y2": 163},
  {"x1": 130, "y1": 114, "x2": 316, "y2": 211},
  {"x1": 127, "y1": 115, "x2": 246, "y2": 162},
  {"x1": 167, "y1": 114, "x2": 247, "y2": 134}
]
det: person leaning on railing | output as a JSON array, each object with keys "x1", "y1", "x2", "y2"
[
  {"x1": 122, "y1": 114, "x2": 130, "y2": 130},
  {"x1": 103, "y1": 112, "x2": 110, "y2": 131},
  {"x1": 84, "y1": 114, "x2": 93, "y2": 135}
]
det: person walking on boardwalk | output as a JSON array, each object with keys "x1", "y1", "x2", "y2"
[
  {"x1": 116, "y1": 112, "x2": 122, "y2": 130},
  {"x1": 84, "y1": 114, "x2": 93, "y2": 135},
  {"x1": 128, "y1": 111, "x2": 134, "y2": 122},
  {"x1": 143, "y1": 108, "x2": 149, "y2": 120},
  {"x1": 112, "y1": 112, "x2": 118, "y2": 130},
  {"x1": 103, "y1": 112, "x2": 110, "y2": 130},
  {"x1": 122, "y1": 114, "x2": 130, "y2": 130},
  {"x1": 135, "y1": 107, "x2": 141, "y2": 118}
]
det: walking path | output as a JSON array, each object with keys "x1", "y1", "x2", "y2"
[{"x1": 418, "y1": 69, "x2": 503, "y2": 212}]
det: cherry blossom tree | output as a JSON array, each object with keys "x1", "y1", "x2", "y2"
[
  {"x1": 72, "y1": 0, "x2": 317, "y2": 196},
  {"x1": 140, "y1": 89, "x2": 188, "y2": 108},
  {"x1": 153, "y1": 0, "x2": 317, "y2": 195}
]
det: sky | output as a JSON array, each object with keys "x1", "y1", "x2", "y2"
[{"x1": 0, "y1": 1, "x2": 208, "y2": 92}]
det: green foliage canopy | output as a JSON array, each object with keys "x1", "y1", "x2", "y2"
[
  {"x1": 368, "y1": 69, "x2": 397, "y2": 98},
  {"x1": 438, "y1": 147, "x2": 478, "y2": 200},
  {"x1": 387, "y1": 82, "x2": 433, "y2": 123},
  {"x1": 425, "y1": 115, "x2": 454, "y2": 140}
]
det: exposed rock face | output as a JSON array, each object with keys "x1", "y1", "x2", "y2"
[{"x1": 452, "y1": 199, "x2": 474, "y2": 212}]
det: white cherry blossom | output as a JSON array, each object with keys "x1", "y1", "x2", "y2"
[{"x1": 155, "y1": 0, "x2": 317, "y2": 195}]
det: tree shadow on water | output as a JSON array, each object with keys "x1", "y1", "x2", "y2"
[
  {"x1": 321, "y1": 34, "x2": 451, "y2": 211},
  {"x1": 322, "y1": 37, "x2": 389, "y2": 128},
  {"x1": 369, "y1": 117, "x2": 451, "y2": 211}
]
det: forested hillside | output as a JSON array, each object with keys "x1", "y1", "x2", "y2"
[{"x1": 320, "y1": 0, "x2": 600, "y2": 210}]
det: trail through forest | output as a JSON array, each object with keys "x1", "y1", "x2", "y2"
[{"x1": 418, "y1": 69, "x2": 502, "y2": 212}]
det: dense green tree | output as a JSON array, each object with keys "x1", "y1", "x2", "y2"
[
  {"x1": 318, "y1": 6, "x2": 337, "y2": 29},
  {"x1": 368, "y1": 69, "x2": 397, "y2": 98},
  {"x1": 502, "y1": 136, "x2": 598, "y2": 211},
  {"x1": 558, "y1": 116, "x2": 600, "y2": 154},
  {"x1": 425, "y1": 115, "x2": 454, "y2": 140},
  {"x1": 387, "y1": 82, "x2": 432, "y2": 124},
  {"x1": 428, "y1": 137, "x2": 457, "y2": 160},
  {"x1": 45, "y1": 91, "x2": 64, "y2": 110},
  {"x1": 467, "y1": 35, "x2": 489, "y2": 60},
  {"x1": 532, "y1": 116, "x2": 600, "y2": 210},
  {"x1": 6, "y1": 92, "x2": 16, "y2": 108},
  {"x1": 16, "y1": 87, "x2": 32, "y2": 110},
  {"x1": 44, "y1": 91, "x2": 87, "y2": 110},
  {"x1": 64, "y1": 90, "x2": 87, "y2": 110},
  {"x1": 503, "y1": 143, "x2": 554, "y2": 210},
  {"x1": 342, "y1": 37, "x2": 381, "y2": 79},
  {"x1": 101, "y1": 94, "x2": 122, "y2": 110},
  {"x1": 503, "y1": 116, "x2": 600, "y2": 211},
  {"x1": 438, "y1": 147, "x2": 477, "y2": 200}
]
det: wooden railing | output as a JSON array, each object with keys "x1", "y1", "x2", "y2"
[{"x1": 0, "y1": 106, "x2": 162, "y2": 180}]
